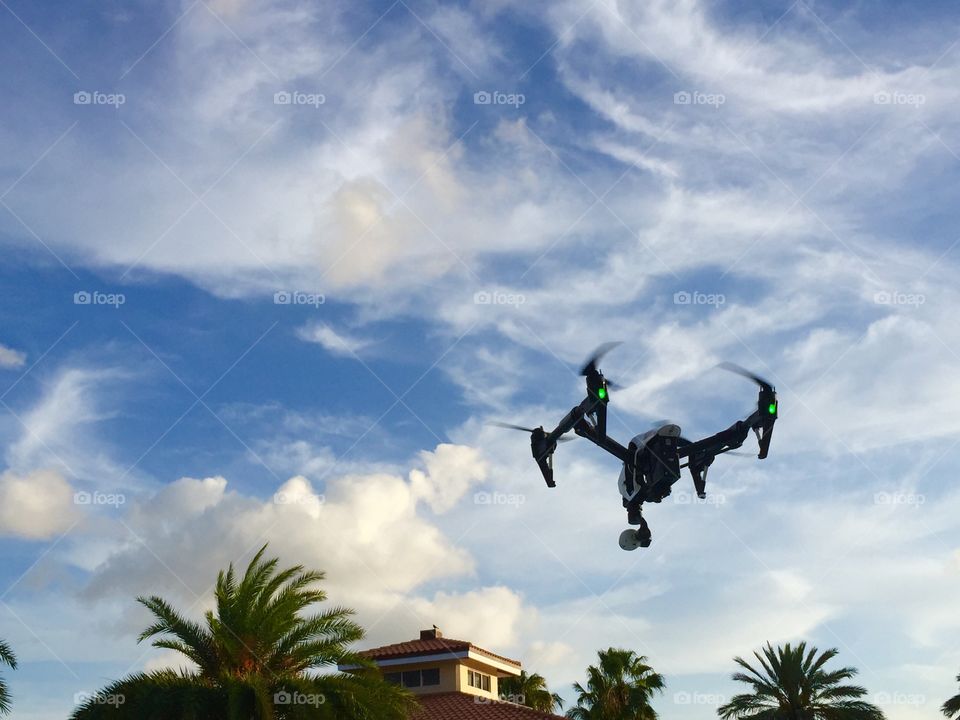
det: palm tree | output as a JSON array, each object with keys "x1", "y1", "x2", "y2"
[
  {"x1": 718, "y1": 642, "x2": 884, "y2": 720},
  {"x1": 500, "y1": 669, "x2": 563, "y2": 713},
  {"x1": 0, "y1": 639, "x2": 16, "y2": 716},
  {"x1": 566, "y1": 648, "x2": 664, "y2": 720},
  {"x1": 943, "y1": 673, "x2": 960, "y2": 718},
  {"x1": 71, "y1": 545, "x2": 415, "y2": 720}
]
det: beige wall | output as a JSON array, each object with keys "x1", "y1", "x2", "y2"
[
  {"x1": 380, "y1": 661, "x2": 458, "y2": 695},
  {"x1": 374, "y1": 655, "x2": 517, "y2": 701},
  {"x1": 455, "y1": 658, "x2": 501, "y2": 700}
]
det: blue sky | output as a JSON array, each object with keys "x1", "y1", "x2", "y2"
[{"x1": 2, "y1": 0, "x2": 960, "y2": 718}]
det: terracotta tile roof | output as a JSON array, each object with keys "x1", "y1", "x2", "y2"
[
  {"x1": 357, "y1": 638, "x2": 521, "y2": 668},
  {"x1": 413, "y1": 692, "x2": 564, "y2": 720}
]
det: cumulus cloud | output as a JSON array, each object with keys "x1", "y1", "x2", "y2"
[
  {"x1": 409, "y1": 443, "x2": 488, "y2": 514},
  {"x1": 0, "y1": 343, "x2": 26, "y2": 369},
  {"x1": 77, "y1": 445, "x2": 496, "y2": 645},
  {"x1": 0, "y1": 468, "x2": 78, "y2": 540}
]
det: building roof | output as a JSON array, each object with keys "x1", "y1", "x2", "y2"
[
  {"x1": 357, "y1": 637, "x2": 521, "y2": 669},
  {"x1": 413, "y1": 692, "x2": 564, "y2": 720}
]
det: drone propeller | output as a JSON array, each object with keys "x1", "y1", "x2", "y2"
[
  {"x1": 580, "y1": 341, "x2": 622, "y2": 377},
  {"x1": 717, "y1": 362, "x2": 778, "y2": 459},
  {"x1": 717, "y1": 362, "x2": 774, "y2": 391},
  {"x1": 488, "y1": 422, "x2": 575, "y2": 442}
]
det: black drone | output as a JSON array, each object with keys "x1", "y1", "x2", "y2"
[{"x1": 492, "y1": 343, "x2": 778, "y2": 551}]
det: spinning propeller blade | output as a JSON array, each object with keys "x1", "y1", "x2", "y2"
[
  {"x1": 717, "y1": 362, "x2": 774, "y2": 391},
  {"x1": 489, "y1": 421, "x2": 537, "y2": 433},
  {"x1": 488, "y1": 422, "x2": 575, "y2": 442},
  {"x1": 580, "y1": 341, "x2": 622, "y2": 377}
]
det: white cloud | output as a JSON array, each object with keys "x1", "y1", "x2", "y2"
[
  {"x1": 77, "y1": 445, "x2": 493, "y2": 636},
  {"x1": 297, "y1": 323, "x2": 374, "y2": 358},
  {"x1": 4, "y1": 366, "x2": 139, "y2": 489},
  {"x1": 0, "y1": 343, "x2": 26, "y2": 369},
  {"x1": 0, "y1": 468, "x2": 77, "y2": 540},
  {"x1": 409, "y1": 443, "x2": 488, "y2": 514}
]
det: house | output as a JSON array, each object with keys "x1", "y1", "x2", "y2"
[{"x1": 339, "y1": 627, "x2": 565, "y2": 720}]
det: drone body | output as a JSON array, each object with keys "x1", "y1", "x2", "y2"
[{"x1": 492, "y1": 345, "x2": 778, "y2": 551}]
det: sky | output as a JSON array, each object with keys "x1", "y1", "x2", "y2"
[{"x1": 1, "y1": 0, "x2": 960, "y2": 717}]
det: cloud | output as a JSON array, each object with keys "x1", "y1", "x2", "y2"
[
  {"x1": 0, "y1": 343, "x2": 26, "y2": 369},
  {"x1": 0, "y1": 468, "x2": 78, "y2": 540},
  {"x1": 77, "y1": 445, "x2": 494, "y2": 639},
  {"x1": 409, "y1": 443, "x2": 488, "y2": 514},
  {"x1": 297, "y1": 323, "x2": 374, "y2": 358},
  {"x1": 4, "y1": 365, "x2": 137, "y2": 489}
]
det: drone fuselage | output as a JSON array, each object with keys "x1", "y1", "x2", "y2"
[{"x1": 497, "y1": 347, "x2": 778, "y2": 550}]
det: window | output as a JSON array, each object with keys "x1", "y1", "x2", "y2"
[
  {"x1": 421, "y1": 668, "x2": 440, "y2": 686},
  {"x1": 402, "y1": 671, "x2": 421, "y2": 688},
  {"x1": 467, "y1": 670, "x2": 492, "y2": 691},
  {"x1": 386, "y1": 669, "x2": 440, "y2": 689}
]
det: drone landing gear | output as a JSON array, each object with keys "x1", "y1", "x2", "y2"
[{"x1": 618, "y1": 518, "x2": 652, "y2": 551}]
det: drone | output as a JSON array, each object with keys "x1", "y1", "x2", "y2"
[{"x1": 492, "y1": 343, "x2": 778, "y2": 550}]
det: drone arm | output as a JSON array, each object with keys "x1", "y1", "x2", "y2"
[
  {"x1": 545, "y1": 394, "x2": 604, "y2": 445},
  {"x1": 572, "y1": 419, "x2": 629, "y2": 462}
]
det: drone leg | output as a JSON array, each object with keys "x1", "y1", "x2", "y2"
[{"x1": 637, "y1": 518, "x2": 652, "y2": 547}]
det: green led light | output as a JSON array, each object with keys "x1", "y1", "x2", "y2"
[
  {"x1": 768, "y1": 402, "x2": 777, "y2": 414},
  {"x1": 598, "y1": 387, "x2": 607, "y2": 400}
]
